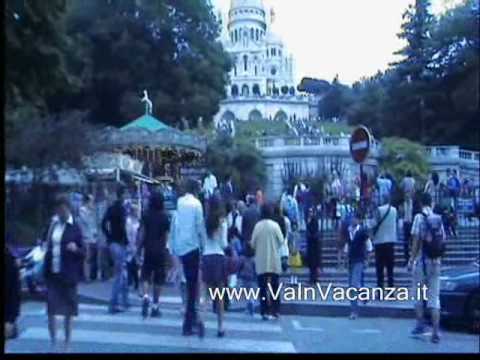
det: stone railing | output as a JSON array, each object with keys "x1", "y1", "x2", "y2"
[
  {"x1": 425, "y1": 146, "x2": 480, "y2": 163},
  {"x1": 255, "y1": 136, "x2": 381, "y2": 153}
]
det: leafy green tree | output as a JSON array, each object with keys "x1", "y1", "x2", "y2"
[
  {"x1": 205, "y1": 134, "x2": 266, "y2": 199},
  {"x1": 64, "y1": 0, "x2": 231, "y2": 127},
  {"x1": 379, "y1": 137, "x2": 430, "y2": 184},
  {"x1": 5, "y1": 0, "x2": 83, "y2": 116}
]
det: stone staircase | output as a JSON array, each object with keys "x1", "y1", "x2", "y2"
[{"x1": 282, "y1": 226, "x2": 479, "y2": 287}]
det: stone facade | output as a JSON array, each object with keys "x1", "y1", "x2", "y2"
[
  {"x1": 214, "y1": 0, "x2": 310, "y2": 126},
  {"x1": 255, "y1": 136, "x2": 480, "y2": 200}
]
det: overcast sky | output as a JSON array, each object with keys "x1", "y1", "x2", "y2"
[{"x1": 211, "y1": 0, "x2": 463, "y2": 85}]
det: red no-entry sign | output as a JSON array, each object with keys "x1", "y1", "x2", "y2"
[{"x1": 350, "y1": 126, "x2": 372, "y2": 164}]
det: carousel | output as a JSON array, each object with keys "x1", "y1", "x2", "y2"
[{"x1": 99, "y1": 90, "x2": 207, "y2": 181}]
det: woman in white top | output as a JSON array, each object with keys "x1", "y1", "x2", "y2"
[{"x1": 201, "y1": 198, "x2": 228, "y2": 337}]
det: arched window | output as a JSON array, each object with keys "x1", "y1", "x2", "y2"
[
  {"x1": 250, "y1": 28, "x2": 254, "y2": 40},
  {"x1": 233, "y1": 64, "x2": 237, "y2": 76},
  {"x1": 234, "y1": 29, "x2": 238, "y2": 43},
  {"x1": 241, "y1": 84, "x2": 250, "y2": 96},
  {"x1": 289, "y1": 87, "x2": 295, "y2": 95},
  {"x1": 231, "y1": 85, "x2": 239, "y2": 97},
  {"x1": 243, "y1": 55, "x2": 248, "y2": 72},
  {"x1": 274, "y1": 110, "x2": 288, "y2": 122},
  {"x1": 254, "y1": 65, "x2": 258, "y2": 76},
  {"x1": 255, "y1": 29, "x2": 259, "y2": 41},
  {"x1": 249, "y1": 110, "x2": 263, "y2": 122},
  {"x1": 252, "y1": 84, "x2": 261, "y2": 96},
  {"x1": 266, "y1": 49, "x2": 269, "y2": 58}
]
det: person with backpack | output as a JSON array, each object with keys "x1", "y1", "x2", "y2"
[
  {"x1": 408, "y1": 192, "x2": 446, "y2": 344},
  {"x1": 447, "y1": 169, "x2": 461, "y2": 211},
  {"x1": 345, "y1": 210, "x2": 373, "y2": 320},
  {"x1": 281, "y1": 188, "x2": 300, "y2": 231}
]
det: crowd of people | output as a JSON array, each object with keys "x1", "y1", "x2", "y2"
[{"x1": 4, "y1": 167, "x2": 479, "y2": 348}]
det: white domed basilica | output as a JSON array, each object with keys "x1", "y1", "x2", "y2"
[{"x1": 214, "y1": 0, "x2": 310, "y2": 128}]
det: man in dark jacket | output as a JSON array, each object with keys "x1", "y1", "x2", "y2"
[
  {"x1": 241, "y1": 195, "x2": 260, "y2": 258},
  {"x1": 102, "y1": 187, "x2": 129, "y2": 314},
  {"x1": 137, "y1": 192, "x2": 170, "y2": 319}
]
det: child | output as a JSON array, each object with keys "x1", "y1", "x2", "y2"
[{"x1": 345, "y1": 210, "x2": 373, "y2": 320}]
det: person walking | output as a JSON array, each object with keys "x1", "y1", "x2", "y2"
[
  {"x1": 424, "y1": 171, "x2": 441, "y2": 208},
  {"x1": 408, "y1": 193, "x2": 446, "y2": 344},
  {"x1": 250, "y1": 203, "x2": 285, "y2": 321},
  {"x1": 401, "y1": 171, "x2": 416, "y2": 267},
  {"x1": 346, "y1": 211, "x2": 373, "y2": 319},
  {"x1": 242, "y1": 195, "x2": 260, "y2": 256},
  {"x1": 78, "y1": 194, "x2": 98, "y2": 282},
  {"x1": 126, "y1": 204, "x2": 140, "y2": 296},
  {"x1": 43, "y1": 195, "x2": 85, "y2": 352},
  {"x1": 170, "y1": 179, "x2": 207, "y2": 337},
  {"x1": 202, "y1": 197, "x2": 228, "y2": 337},
  {"x1": 95, "y1": 186, "x2": 111, "y2": 281},
  {"x1": 273, "y1": 204, "x2": 290, "y2": 273},
  {"x1": 447, "y1": 169, "x2": 461, "y2": 211},
  {"x1": 306, "y1": 206, "x2": 321, "y2": 284},
  {"x1": 371, "y1": 195, "x2": 398, "y2": 289},
  {"x1": 137, "y1": 193, "x2": 170, "y2": 319},
  {"x1": 102, "y1": 187, "x2": 129, "y2": 314}
]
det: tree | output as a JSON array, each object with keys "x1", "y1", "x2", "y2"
[
  {"x1": 63, "y1": 0, "x2": 231, "y2": 128},
  {"x1": 344, "y1": 0, "x2": 479, "y2": 150},
  {"x1": 379, "y1": 137, "x2": 430, "y2": 184},
  {"x1": 5, "y1": 0, "x2": 84, "y2": 117},
  {"x1": 205, "y1": 134, "x2": 266, "y2": 199}
]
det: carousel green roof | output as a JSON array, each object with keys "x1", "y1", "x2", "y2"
[{"x1": 121, "y1": 114, "x2": 172, "y2": 132}]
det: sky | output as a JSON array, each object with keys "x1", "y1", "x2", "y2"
[{"x1": 211, "y1": 0, "x2": 464, "y2": 85}]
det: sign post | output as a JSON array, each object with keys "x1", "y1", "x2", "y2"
[{"x1": 350, "y1": 126, "x2": 372, "y2": 215}]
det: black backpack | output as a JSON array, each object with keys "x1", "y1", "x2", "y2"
[{"x1": 421, "y1": 212, "x2": 446, "y2": 259}]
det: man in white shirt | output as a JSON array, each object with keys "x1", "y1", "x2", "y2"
[{"x1": 170, "y1": 179, "x2": 207, "y2": 337}]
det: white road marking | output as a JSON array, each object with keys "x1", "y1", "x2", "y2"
[
  {"x1": 352, "y1": 329, "x2": 382, "y2": 334},
  {"x1": 20, "y1": 327, "x2": 296, "y2": 353},
  {"x1": 23, "y1": 311, "x2": 282, "y2": 333},
  {"x1": 291, "y1": 320, "x2": 325, "y2": 332},
  {"x1": 23, "y1": 303, "x2": 256, "y2": 320}
]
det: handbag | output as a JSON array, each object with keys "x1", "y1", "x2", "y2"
[{"x1": 289, "y1": 251, "x2": 303, "y2": 268}]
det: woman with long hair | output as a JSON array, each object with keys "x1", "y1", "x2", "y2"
[{"x1": 202, "y1": 197, "x2": 228, "y2": 337}]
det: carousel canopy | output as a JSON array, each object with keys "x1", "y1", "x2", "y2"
[
  {"x1": 102, "y1": 114, "x2": 207, "y2": 154},
  {"x1": 121, "y1": 114, "x2": 171, "y2": 132}
]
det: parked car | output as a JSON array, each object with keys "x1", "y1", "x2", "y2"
[{"x1": 440, "y1": 260, "x2": 480, "y2": 332}]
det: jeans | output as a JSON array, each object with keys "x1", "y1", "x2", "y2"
[
  {"x1": 84, "y1": 243, "x2": 98, "y2": 281},
  {"x1": 349, "y1": 261, "x2": 364, "y2": 314},
  {"x1": 180, "y1": 248, "x2": 200, "y2": 331},
  {"x1": 109, "y1": 243, "x2": 129, "y2": 309},
  {"x1": 374, "y1": 243, "x2": 395, "y2": 288},
  {"x1": 257, "y1": 273, "x2": 280, "y2": 316}
]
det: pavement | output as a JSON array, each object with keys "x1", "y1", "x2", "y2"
[
  {"x1": 69, "y1": 269, "x2": 416, "y2": 318},
  {"x1": 5, "y1": 301, "x2": 479, "y2": 353}
]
